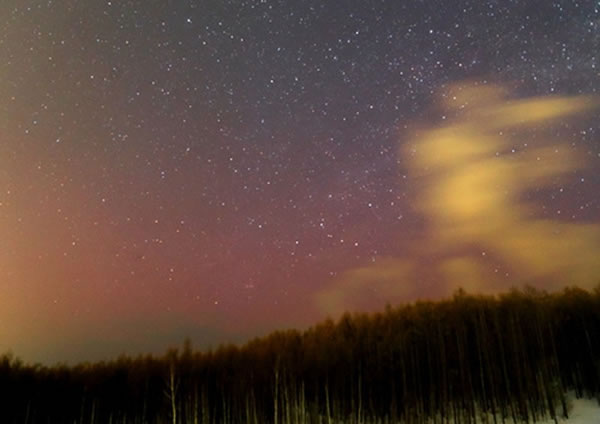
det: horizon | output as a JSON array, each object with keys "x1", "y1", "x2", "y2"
[{"x1": 4, "y1": 284, "x2": 598, "y2": 368}]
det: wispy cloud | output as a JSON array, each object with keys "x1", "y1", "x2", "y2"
[{"x1": 316, "y1": 83, "x2": 599, "y2": 316}]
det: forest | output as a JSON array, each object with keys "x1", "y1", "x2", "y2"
[{"x1": 2, "y1": 286, "x2": 600, "y2": 424}]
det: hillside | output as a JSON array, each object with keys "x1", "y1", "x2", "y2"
[{"x1": 2, "y1": 286, "x2": 600, "y2": 423}]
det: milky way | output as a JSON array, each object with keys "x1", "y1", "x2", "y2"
[{"x1": 0, "y1": 1, "x2": 598, "y2": 364}]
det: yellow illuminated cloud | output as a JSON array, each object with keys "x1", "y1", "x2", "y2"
[
  {"x1": 439, "y1": 257, "x2": 490, "y2": 294},
  {"x1": 315, "y1": 258, "x2": 414, "y2": 316},
  {"x1": 315, "y1": 82, "x2": 599, "y2": 316}
]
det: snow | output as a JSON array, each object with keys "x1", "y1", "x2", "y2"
[
  {"x1": 549, "y1": 396, "x2": 600, "y2": 424},
  {"x1": 472, "y1": 394, "x2": 600, "y2": 424}
]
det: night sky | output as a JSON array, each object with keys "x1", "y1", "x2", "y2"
[{"x1": 1, "y1": 1, "x2": 599, "y2": 365}]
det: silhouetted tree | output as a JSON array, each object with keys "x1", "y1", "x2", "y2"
[{"x1": 2, "y1": 286, "x2": 600, "y2": 423}]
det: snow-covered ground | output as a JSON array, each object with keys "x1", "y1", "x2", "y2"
[
  {"x1": 473, "y1": 395, "x2": 600, "y2": 424},
  {"x1": 544, "y1": 396, "x2": 600, "y2": 424},
  {"x1": 443, "y1": 392, "x2": 600, "y2": 424}
]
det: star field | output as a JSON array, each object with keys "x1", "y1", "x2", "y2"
[{"x1": 0, "y1": 0, "x2": 599, "y2": 364}]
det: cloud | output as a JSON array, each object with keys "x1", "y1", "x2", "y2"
[
  {"x1": 315, "y1": 82, "x2": 599, "y2": 316},
  {"x1": 315, "y1": 257, "x2": 415, "y2": 316}
]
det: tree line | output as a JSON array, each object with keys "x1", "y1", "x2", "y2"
[{"x1": 1, "y1": 286, "x2": 600, "y2": 423}]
